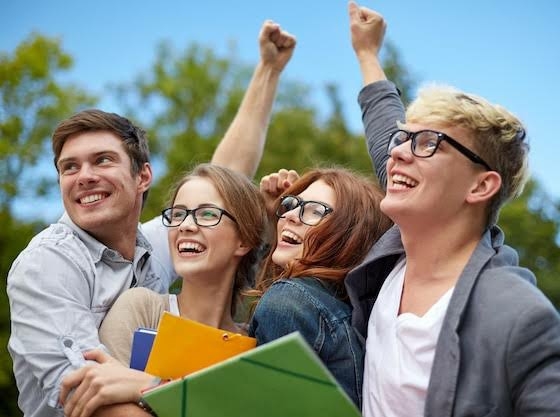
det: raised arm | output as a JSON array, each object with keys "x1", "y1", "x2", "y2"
[
  {"x1": 211, "y1": 20, "x2": 296, "y2": 178},
  {"x1": 348, "y1": 1, "x2": 405, "y2": 189}
]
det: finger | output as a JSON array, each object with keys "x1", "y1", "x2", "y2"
[
  {"x1": 348, "y1": 1, "x2": 362, "y2": 22},
  {"x1": 260, "y1": 175, "x2": 277, "y2": 194},
  {"x1": 269, "y1": 26, "x2": 281, "y2": 44},
  {"x1": 63, "y1": 372, "x2": 92, "y2": 417},
  {"x1": 266, "y1": 175, "x2": 280, "y2": 193},
  {"x1": 260, "y1": 19, "x2": 279, "y2": 41},
  {"x1": 286, "y1": 170, "x2": 300, "y2": 186},
  {"x1": 82, "y1": 349, "x2": 112, "y2": 364},
  {"x1": 59, "y1": 366, "x2": 88, "y2": 405},
  {"x1": 277, "y1": 31, "x2": 296, "y2": 49}
]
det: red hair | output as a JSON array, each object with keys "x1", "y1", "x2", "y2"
[{"x1": 252, "y1": 167, "x2": 392, "y2": 298}]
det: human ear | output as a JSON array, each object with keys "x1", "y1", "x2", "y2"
[
  {"x1": 137, "y1": 163, "x2": 153, "y2": 193},
  {"x1": 466, "y1": 171, "x2": 502, "y2": 204},
  {"x1": 234, "y1": 242, "x2": 252, "y2": 257}
]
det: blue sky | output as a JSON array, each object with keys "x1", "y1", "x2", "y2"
[{"x1": 3, "y1": 0, "x2": 559, "y2": 220}]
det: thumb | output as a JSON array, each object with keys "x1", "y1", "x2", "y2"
[
  {"x1": 82, "y1": 349, "x2": 112, "y2": 364},
  {"x1": 348, "y1": 1, "x2": 359, "y2": 19}
]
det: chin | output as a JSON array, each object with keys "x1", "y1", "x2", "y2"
[{"x1": 271, "y1": 250, "x2": 295, "y2": 269}]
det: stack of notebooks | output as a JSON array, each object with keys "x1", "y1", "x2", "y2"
[{"x1": 131, "y1": 312, "x2": 361, "y2": 417}]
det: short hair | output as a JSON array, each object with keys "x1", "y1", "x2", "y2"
[
  {"x1": 52, "y1": 109, "x2": 151, "y2": 204},
  {"x1": 406, "y1": 84, "x2": 529, "y2": 225},
  {"x1": 169, "y1": 163, "x2": 269, "y2": 316},
  {"x1": 253, "y1": 167, "x2": 393, "y2": 297}
]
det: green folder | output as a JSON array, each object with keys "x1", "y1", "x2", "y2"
[{"x1": 141, "y1": 332, "x2": 361, "y2": 417}]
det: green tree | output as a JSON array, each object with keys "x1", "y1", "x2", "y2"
[
  {"x1": 0, "y1": 210, "x2": 43, "y2": 417},
  {"x1": 0, "y1": 33, "x2": 96, "y2": 213},
  {"x1": 499, "y1": 180, "x2": 560, "y2": 306},
  {"x1": 0, "y1": 33, "x2": 95, "y2": 417},
  {"x1": 2, "y1": 31, "x2": 559, "y2": 417},
  {"x1": 113, "y1": 41, "x2": 249, "y2": 219}
]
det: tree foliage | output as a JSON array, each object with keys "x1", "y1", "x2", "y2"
[
  {"x1": 0, "y1": 34, "x2": 95, "y2": 417},
  {"x1": 499, "y1": 180, "x2": 560, "y2": 306},
  {"x1": 0, "y1": 32, "x2": 559, "y2": 417},
  {"x1": 0, "y1": 33, "x2": 96, "y2": 213}
]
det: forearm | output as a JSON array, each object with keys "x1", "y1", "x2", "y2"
[
  {"x1": 93, "y1": 403, "x2": 151, "y2": 417},
  {"x1": 211, "y1": 62, "x2": 281, "y2": 178},
  {"x1": 357, "y1": 53, "x2": 386, "y2": 86}
]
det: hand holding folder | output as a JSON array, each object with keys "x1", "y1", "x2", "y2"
[
  {"x1": 144, "y1": 312, "x2": 256, "y2": 380},
  {"x1": 141, "y1": 332, "x2": 361, "y2": 417}
]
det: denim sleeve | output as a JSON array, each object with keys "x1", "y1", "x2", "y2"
[
  {"x1": 7, "y1": 242, "x2": 105, "y2": 412},
  {"x1": 250, "y1": 280, "x2": 325, "y2": 350},
  {"x1": 249, "y1": 280, "x2": 364, "y2": 408},
  {"x1": 358, "y1": 80, "x2": 406, "y2": 190}
]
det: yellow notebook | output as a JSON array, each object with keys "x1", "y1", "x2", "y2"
[{"x1": 144, "y1": 312, "x2": 256, "y2": 379}]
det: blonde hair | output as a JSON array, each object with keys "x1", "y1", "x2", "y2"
[{"x1": 406, "y1": 84, "x2": 529, "y2": 225}]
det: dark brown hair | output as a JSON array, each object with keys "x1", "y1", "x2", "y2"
[{"x1": 52, "y1": 109, "x2": 151, "y2": 204}]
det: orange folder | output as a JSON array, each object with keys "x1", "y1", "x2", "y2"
[{"x1": 144, "y1": 311, "x2": 256, "y2": 379}]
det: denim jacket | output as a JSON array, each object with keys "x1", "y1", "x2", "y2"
[{"x1": 249, "y1": 277, "x2": 364, "y2": 408}]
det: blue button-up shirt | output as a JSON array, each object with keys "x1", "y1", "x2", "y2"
[{"x1": 7, "y1": 213, "x2": 171, "y2": 417}]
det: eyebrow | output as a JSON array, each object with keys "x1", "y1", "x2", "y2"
[
  {"x1": 172, "y1": 203, "x2": 221, "y2": 209},
  {"x1": 57, "y1": 150, "x2": 121, "y2": 169}
]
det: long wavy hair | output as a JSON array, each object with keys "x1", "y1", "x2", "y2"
[
  {"x1": 169, "y1": 163, "x2": 269, "y2": 316},
  {"x1": 250, "y1": 167, "x2": 392, "y2": 299}
]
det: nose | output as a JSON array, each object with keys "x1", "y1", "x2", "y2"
[
  {"x1": 389, "y1": 138, "x2": 414, "y2": 163},
  {"x1": 77, "y1": 163, "x2": 100, "y2": 186},
  {"x1": 178, "y1": 212, "x2": 198, "y2": 232},
  {"x1": 283, "y1": 206, "x2": 302, "y2": 224}
]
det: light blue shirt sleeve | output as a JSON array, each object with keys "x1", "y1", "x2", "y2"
[
  {"x1": 141, "y1": 215, "x2": 179, "y2": 290},
  {"x1": 8, "y1": 230, "x2": 108, "y2": 416}
]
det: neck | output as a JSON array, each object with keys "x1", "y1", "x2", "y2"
[
  {"x1": 93, "y1": 221, "x2": 139, "y2": 260},
  {"x1": 398, "y1": 212, "x2": 486, "y2": 284},
  {"x1": 176, "y1": 279, "x2": 240, "y2": 333}
]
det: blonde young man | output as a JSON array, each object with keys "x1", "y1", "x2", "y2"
[{"x1": 346, "y1": 2, "x2": 560, "y2": 416}]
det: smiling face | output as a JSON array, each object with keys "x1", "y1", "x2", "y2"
[
  {"x1": 167, "y1": 177, "x2": 249, "y2": 283},
  {"x1": 57, "y1": 131, "x2": 151, "y2": 241},
  {"x1": 382, "y1": 122, "x2": 486, "y2": 228},
  {"x1": 272, "y1": 180, "x2": 336, "y2": 268}
]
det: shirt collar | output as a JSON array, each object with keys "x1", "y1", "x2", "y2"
[{"x1": 58, "y1": 212, "x2": 153, "y2": 262}]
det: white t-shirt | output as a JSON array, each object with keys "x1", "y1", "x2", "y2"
[
  {"x1": 362, "y1": 257, "x2": 454, "y2": 417},
  {"x1": 168, "y1": 294, "x2": 179, "y2": 315}
]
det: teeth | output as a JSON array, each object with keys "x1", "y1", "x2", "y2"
[
  {"x1": 281, "y1": 230, "x2": 302, "y2": 244},
  {"x1": 178, "y1": 242, "x2": 205, "y2": 253},
  {"x1": 392, "y1": 174, "x2": 418, "y2": 187},
  {"x1": 80, "y1": 194, "x2": 106, "y2": 204}
]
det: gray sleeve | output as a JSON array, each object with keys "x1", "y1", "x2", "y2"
[
  {"x1": 508, "y1": 300, "x2": 560, "y2": 414},
  {"x1": 358, "y1": 80, "x2": 406, "y2": 190}
]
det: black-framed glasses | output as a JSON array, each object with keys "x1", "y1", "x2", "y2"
[
  {"x1": 275, "y1": 195, "x2": 333, "y2": 226},
  {"x1": 388, "y1": 129, "x2": 493, "y2": 171},
  {"x1": 161, "y1": 206, "x2": 236, "y2": 228}
]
